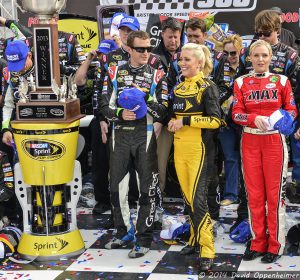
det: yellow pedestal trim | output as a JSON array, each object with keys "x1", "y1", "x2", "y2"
[{"x1": 17, "y1": 230, "x2": 85, "y2": 260}]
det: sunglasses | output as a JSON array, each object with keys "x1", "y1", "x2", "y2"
[
  {"x1": 132, "y1": 46, "x2": 152, "y2": 53},
  {"x1": 256, "y1": 31, "x2": 272, "y2": 37},
  {"x1": 223, "y1": 50, "x2": 237, "y2": 57}
]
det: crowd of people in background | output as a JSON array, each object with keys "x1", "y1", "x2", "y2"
[{"x1": 0, "y1": 5, "x2": 299, "y2": 271}]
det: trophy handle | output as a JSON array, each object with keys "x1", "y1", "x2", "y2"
[{"x1": 55, "y1": 0, "x2": 67, "y2": 13}]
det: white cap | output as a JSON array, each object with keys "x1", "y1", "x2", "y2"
[
  {"x1": 268, "y1": 109, "x2": 284, "y2": 130},
  {"x1": 109, "y1": 13, "x2": 126, "y2": 37}
]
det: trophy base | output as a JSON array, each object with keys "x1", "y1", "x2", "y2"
[
  {"x1": 15, "y1": 98, "x2": 84, "y2": 122},
  {"x1": 17, "y1": 230, "x2": 85, "y2": 261}
]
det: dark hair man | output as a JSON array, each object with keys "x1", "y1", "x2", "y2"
[
  {"x1": 152, "y1": 17, "x2": 182, "y2": 73},
  {"x1": 98, "y1": 30, "x2": 168, "y2": 258},
  {"x1": 269, "y1": 7, "x2": 297, "y2": 50}
]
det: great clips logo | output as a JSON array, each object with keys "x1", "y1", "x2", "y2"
[
  {"x1": 22, "y1": 139, "x2": 66, "y2": 161},
  {"x1": 192, "y1": 0, "x2": 257, "y2": 11}
]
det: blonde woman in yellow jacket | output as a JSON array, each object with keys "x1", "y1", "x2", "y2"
[{"x1": 168, "y1": 43, "x2": 222, "y2": 271}]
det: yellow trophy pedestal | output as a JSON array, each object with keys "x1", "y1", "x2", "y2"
[{"x1": 11, "y1": 120, "x2": 85, "y2": 260}]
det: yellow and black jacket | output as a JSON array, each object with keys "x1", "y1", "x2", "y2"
[{"x1": 172, "y1": 72, "x2": 222, "y2": 131}]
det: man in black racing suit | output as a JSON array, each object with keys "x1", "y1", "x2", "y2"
[
  {"x1": 98, "y1": 31, "x2": 168, "y2": 258},
  {"x1": 94, "y1": 15, "x2": 164, "y2": 217}
]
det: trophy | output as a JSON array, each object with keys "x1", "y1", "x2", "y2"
[
  {"x1": 11, "y1": 0, "x2": 85, "y2": 261},
  {"x1": 15, "y1": 0, "x2": 82, "y2": 121}
]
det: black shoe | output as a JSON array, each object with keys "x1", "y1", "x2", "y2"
[
  {"x1": 92, "y1": 203, "x2": 110, "y2": 214},
  {"x1": 180, "y1": 245, "x2": 198, "y2": 255},
  {"x1": 199, "y1": 258, "x2": 214, "y2": 271},
  {"x1": 243, "y1": 250, "x2": 265, "y2": 261},
  {"x1": 286, "y1": 183, "x2": 300, "y2": 204},
  {"x1": 289, "y1": 194, "x2": 300, "y2": 204},
  {"x1": 261, "y1": 252, "x2": 281, "y2": 263}
]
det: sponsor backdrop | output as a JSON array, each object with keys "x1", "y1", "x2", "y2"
[
  {"x1": 18, "y1": 1, "x2": 300, "y2": 45},
  {"x1": 100, "y1": 0, "x2": 300, "y2": 38},
  {"x1": 58, "y1": 14, "x2": 99, "y2": 54}
]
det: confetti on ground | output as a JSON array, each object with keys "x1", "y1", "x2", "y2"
[
  {"x1": 165, "y1": 266, "x2": 176, "y2": 270},
  {"x1": 221, "y1": 246, "x2": 237, "y2": 251},
  {"x1": 215, "y1": 262, "x2": 226, "y2": 267}
]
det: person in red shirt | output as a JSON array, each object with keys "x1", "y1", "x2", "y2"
[{"x1": 232, "y1": 40, "x2": 298, "y2": 263}]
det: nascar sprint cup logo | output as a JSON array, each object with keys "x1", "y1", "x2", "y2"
[{"x1": 22, "y1": 139, "x2": 66, "y2": 161}]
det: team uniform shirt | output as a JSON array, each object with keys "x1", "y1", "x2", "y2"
[
  {"x1": 232, "y1": 72, "x2": 297, "y2": 127},
  {"x1": 94, "y1": 47, "x2": 164, "y2": 120},
  {"x1": 99, "y1": 63, "x2": 168, "y2": 123},
  {"x1": 0, "y1": 151, "x2": 14, "y2": 202},
  {"x1": 239, "y1": 42, "x2": 300, "y2": 96},
  {"x1": 58, "y1": 31, "x2": 86, "y2": 70},
  {"x1": 2, "y1": 65, "x2": 35, "y2": 130}
]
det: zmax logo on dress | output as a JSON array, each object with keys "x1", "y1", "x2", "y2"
[{"x1": 21, "y1": 139, "x2": 66, "y2": 161}]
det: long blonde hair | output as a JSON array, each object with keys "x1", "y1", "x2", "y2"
[{"x1": 181, "y1": 43, "x2": 213, "y2": 77}]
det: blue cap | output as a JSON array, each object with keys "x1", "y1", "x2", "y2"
[
  {"x1": 118, "y1": 88, "x2": 147, "y2": 119},
  {"x1": 118, "y1": 16, "x2": 140, "y2": 31},
  {"x1": 229, "y1": 220, "x2": 251, "y2": 243},
  {"x1": 160, "y1": 222, "x2": 190, "y2": 240},
  {"x1": 97, "y1": 40, "x2": 118, "y2": 54},
  {"x1": 273, "y1": 109, "x2": 295, "y2": 136},
  {"x1": 5, "y1": 40, "x2": 29, "y2": 72}
]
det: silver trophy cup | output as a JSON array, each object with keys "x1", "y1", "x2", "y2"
[{"x1": 21, "y1": 0, "x2": 67, "y2": 22}]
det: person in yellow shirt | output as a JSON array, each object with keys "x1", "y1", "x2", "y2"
[{"x1": 168, "y1": 43, "x2": 222, "y2": 271}]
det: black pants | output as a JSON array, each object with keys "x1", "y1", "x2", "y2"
[
  {"x1": 237, "y1": 169, "x2": 248, "y2": 220},
  {"x1": 110, "y1": 123, "x2": 158, "y2": 247},
  {"x1": 0, "y1": 136, "x2": 22, "y2": 228},
  {"x1": 207, "y1": 132, "x2": 220, "y2": 221},
  {"x1": 90, "y1": 118, "x2": 139, "y2": 206}
]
